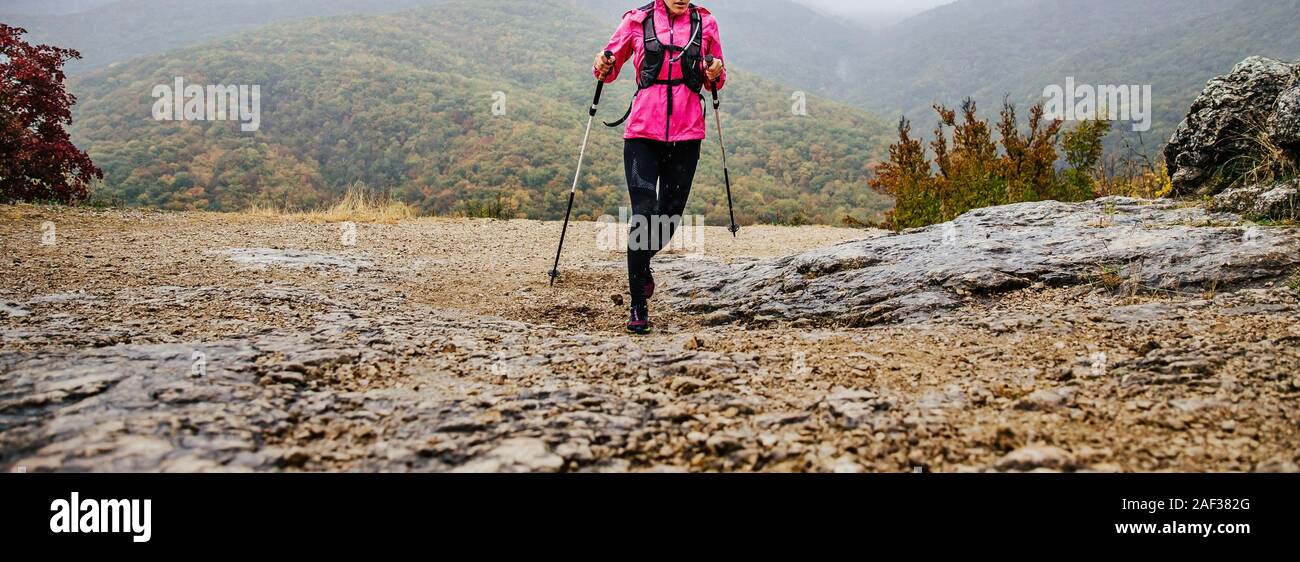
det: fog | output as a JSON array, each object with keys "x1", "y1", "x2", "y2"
[{"x1": 791, "y1": 0, "x2": 956, "y2": 17}]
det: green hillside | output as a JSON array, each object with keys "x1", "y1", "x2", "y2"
[
  {"x1": 1003, "y1": 0, "x2": 1300, "y2": 151},
  {"x1": 846, "y1": 0, "x2": 1224, "y2": 116},
  {"x1": 846, "y1": 0, "x2": 1300, "y2": 154},
  {"x1": 20, "y1": 0, "x2": 1300, "y2": 165},
  {"x1": 69, "y1": 0, "x2": 894, "y2": 225}
]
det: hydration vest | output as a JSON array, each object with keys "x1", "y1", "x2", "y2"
[{"x1": 605, "y1": 3, "x2": 707, "y2": 128}]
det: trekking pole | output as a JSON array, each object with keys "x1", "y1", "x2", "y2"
[
  {"x1": 550, "y1": 51, "x2": 613, "y2": 287},
  {"x1": 705, "y1": 55, "x2": 740, "y2": 237}
]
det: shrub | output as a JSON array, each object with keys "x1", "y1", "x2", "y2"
[
  {"x1": 871, "y1": 98, "x2": 1127, "y2": 230},
  {"x1": 0, "y1": 25, "x2": 101, "y2": 204}
]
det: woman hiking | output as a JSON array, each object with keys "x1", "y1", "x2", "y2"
[{"x1": 593, "y1": 0, "x2": 726, "y2": 335}]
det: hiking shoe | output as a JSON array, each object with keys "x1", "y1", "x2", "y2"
[{"x1": 625, "y1": 304, "x2": 652, "y2": 335}]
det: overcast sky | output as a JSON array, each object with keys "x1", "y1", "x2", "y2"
[{"x1": 791, "y1": 0, "x2": 955, "y2": 15}]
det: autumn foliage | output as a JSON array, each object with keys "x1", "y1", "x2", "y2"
[
  {"x1": 0, "y1": 25, "x2": 101, "y2": 204},
  {"x1": 871, "y1": 98, "x2": 1112, "y2": 230}
]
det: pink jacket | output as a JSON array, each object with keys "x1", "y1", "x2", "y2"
[{"x1": 595, "y1": 1, "x2": 727, "y2": 142}]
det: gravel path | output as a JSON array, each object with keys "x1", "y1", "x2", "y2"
[{"x1": 2, "y1": 204, "x2": 1297, "y2": 472}]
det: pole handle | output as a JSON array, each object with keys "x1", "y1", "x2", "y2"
[
  {"x1": 704, "y1": 55, "x2": 720, "y2": 109},
  {"x1": 591, "y1": 51, "x2": 614, "y2": 115}
]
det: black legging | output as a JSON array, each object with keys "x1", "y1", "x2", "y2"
[{"x1": 624, "y1": 138, "x2": 701, "y2": 305}]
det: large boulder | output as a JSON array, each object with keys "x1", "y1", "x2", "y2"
[
  {"x1": 1165, "y1": 57, "x2": 1299, "y2": 197},
  {"x1": 1270, "y1": 85, "x2": 1300, "y2": 150},
  {"x1": 1209, "y1": 180, "x2": 1299, "y2": 221}
]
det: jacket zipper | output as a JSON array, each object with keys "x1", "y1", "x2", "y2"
[{"x1": 665, "y1": 7, "x2": 674, "y2": 143}]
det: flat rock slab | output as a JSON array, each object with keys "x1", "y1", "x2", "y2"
[
  {"x1": 0, "y1": 285, "x2": 770, "y2": 473},
  {"x1": 0, "y1": 301, "x2": 30, "y2": 318},
  {"x1": 667, "y1": 198, "x2": 1300, "y2": 327},
  {"x1": 221, "y1": 248, "x2": 372, "y2": 273}
]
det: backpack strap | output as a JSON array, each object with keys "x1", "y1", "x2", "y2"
[
  {"x1": 683, "y1": 7, "x2": 705, "y2": 93},
  {"x1": 690, "y1": 7, "x2": 702, "y2": 50},
  {"x1": 640, "y1": 2, "x2": 658, "y2": 48},
  {"x1": 605, "y1": 93, "x2": 639, "y2": 128}
]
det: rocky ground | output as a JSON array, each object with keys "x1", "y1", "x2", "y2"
[{"x1": 2, "y1": 200, "x2": 1299, "y2": 473}]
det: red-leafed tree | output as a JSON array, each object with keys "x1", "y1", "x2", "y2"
[{"x1": 1, "y1": 24, "x2": 101, "y2": 204}]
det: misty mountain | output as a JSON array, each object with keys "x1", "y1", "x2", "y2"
[
  {"x1": 849, "y1": 0, "x2": 1227, "y2": 115},
  {"x1": 68, "y1": 0, "x2": 893, "y2": 223},
  {"x1": 586, "y1": 0, "x2": 1300, "y2": 153},
  {"x1": 0, "y1": 0, "x2": 116, "y2": 15},
  {"x1": 576, "y1": 0, "x2": 865, "y2": 97},
  {"x1": 2, "y1": 0, "x2": 450, "y2": 74},
  {"x1": 15, "y1": 0, "x2": 1300, "y2": 165},
  {"x1": 9, "y1": 0, "x2": 871, "y2": 96},
  {"x1": 853, "y1": 0, "x2": 1300, "y2": 151},
  {"x1": 1006, "y1": 0, "x2": 1300, "y2": 151}
]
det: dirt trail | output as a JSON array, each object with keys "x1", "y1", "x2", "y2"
[{"x1": 2, "y1": 205, "x2": 1298, "y2": 473}]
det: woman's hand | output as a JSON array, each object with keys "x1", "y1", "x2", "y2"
[
  {"x1": 705, "y1": 58, "x2": 724, "y2": 83},
  {"x1": 594, "y1": 52, "x2": 615, "y2": 78}
]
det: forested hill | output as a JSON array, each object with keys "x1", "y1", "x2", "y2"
[
  {"x1": 69, "y1": 0, "x2": 894, "y2": 225},
  {"x1": 1005, "y1": 0, "x2": 1300, "y2": 151},
  {"x1": 18, "y1": 0, "x2": 1300, "y2": 164},
  {"x1": 852, "y1": 0, "x2": 1300, "y2": 153}
]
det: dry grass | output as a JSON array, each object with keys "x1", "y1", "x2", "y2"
[
  {"x1": 1220, "y1": 115, "x2": 1298, "y2": 190},
  {"x1": 1096, "y1": 263, "x2": 1126, "y2": 290},
  {"x1": 1203, "y1": 279, "x2": 1219, "y2": 301},
  {"x1": 244, "y1": 184, "x2": 417, "y2": 224},
  {"x1": 243, "y1": 201, "x2": 293, "y2": 219}
]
